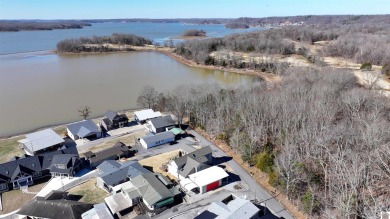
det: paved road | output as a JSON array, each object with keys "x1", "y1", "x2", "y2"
[{"x1": 187, "y1": 129, "x2": 294, "y2": 219}]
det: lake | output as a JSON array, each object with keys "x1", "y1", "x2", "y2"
[{"x1": 0, "y1": 22, "x2": 262, "y2": 137}]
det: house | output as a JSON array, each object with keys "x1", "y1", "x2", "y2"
[
  {"x1": 139, "y1": 132, "x2": 175, "y2": 149},
  {"x1": 147, "y1": 115, "x2": 175, "y2": 133},
  {"x1": 187, "y1": 166, "x2": 228, "y2": 194},
  {"x1": 134, "y1": 109, "x2": 161, "y2": 124},
  {"x1": 105, "y1": 173, "x2": 180, "y2": 215},
  {"x1": 49, "y1": 154, "x2": 83, "y2": 178},
  {"x1": 96, "y1": 160, "x2": 150, "y2": 192},
  {"x1": 195, "y1": 194, "x2": 260, "y2": 219},
  {"x1": 18, "y1": 128, "x2": 65, "y2": 155},
  {"x1": 0, "y1": 147, "x2": 78, "y2": 192},
  {"x1": 84, "y1": 142, "x2": 130, "y2": 169},
  {"x1": 100, "y1": 110, "x2": 129, "y2": 131},
  {"x1": 66, "y1": 120, "x2": 101, "y2": 141},
  {"x1": 82, "y1": 203, "x2": 114, "y2": 219},
  {"x1": 167, "y1": 146, "x2": 213, "y2": 180},
  {"x1": 17, "y1": 191, "x2": 93, "y2": 219}
]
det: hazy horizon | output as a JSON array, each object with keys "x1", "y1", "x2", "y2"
[{"x1": 1, "y1": 0, "x2": 389, "y2": 20}]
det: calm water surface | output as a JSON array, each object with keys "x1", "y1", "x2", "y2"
[
  {"x1": 0, "y1": 51, "x2": 260, "y2": 137},
  {"x1": 0, "y1": 22, "x2": 263, "y2": 55}
]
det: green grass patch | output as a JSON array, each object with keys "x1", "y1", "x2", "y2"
[{"x1": 0, "y1": 136, "x2": 24, "y2": 162}]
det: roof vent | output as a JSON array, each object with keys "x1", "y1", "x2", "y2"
[
  {"x1": 32, "y1": 164, "x2": 35, "y2": 167},
  {"x1": 5, "y1": 171, "x2": 9, "y2": 174}
]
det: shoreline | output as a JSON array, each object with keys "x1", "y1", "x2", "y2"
[{"x1": 56, "y1": 45, "x2": 280, "y2": 82}]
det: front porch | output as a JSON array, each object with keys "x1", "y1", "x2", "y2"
[{"x1": 12, "y1": 176, "x2": 33, "y2": 190}]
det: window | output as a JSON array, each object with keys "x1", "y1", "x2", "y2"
[
  {"x1": 33, "y1": 172, "x2": 42, "y2": 177},
  {"x1": 0, "y1": 184, "x2": 6, "y2": 190}
]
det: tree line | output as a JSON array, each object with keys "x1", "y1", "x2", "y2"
[
  {"x1": 0, "y1": 21, "x2": 91, "y2": 32},
  {"x1": 56, "y1": 33, "x2": 152, "y2": 53},
  {"x1": 137, "y1": 67, "x2": 390, "y2": 218}
]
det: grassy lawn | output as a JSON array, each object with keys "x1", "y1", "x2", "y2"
[
  {"x1": 139, "y1": 149, "x2": 181, "y2": 179},
  {"x1": 0, "y1": 136, "x2": 24, "y2": 163},
  {"x1": 67, "y1": 179, "x2": 108, "y2": 203},
  {"x1": 1, "y1": 182, "x2": 45, "y2": 214},
  {"x1": 80, "y1": 131, "x2": 146, "y2": 155}
]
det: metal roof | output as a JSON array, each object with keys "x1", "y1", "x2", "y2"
[
  {"x1": 67, "y1": 120, "x2": 99, "y2": 138},
  {"x1": 141, "y1": 131, "x2": 175, "y2": 145},
  {"x1": 104, "y1": 193, "x2": 132, "y2": 214},
  {"x1": 203, "y1": 194, "x2": 260, "y2": 219},
  {"x1": 82, "y1": 203, "x2": 114, "y2": 219},
  {"x1": 189, "y1": 166, "x2": 228, "y2": 187},
  {"x1": 149, "y1": 115, "x2": 175, "y2": 129},
  {"x1": 18, "y1": 128, "x2": 64, "y2": 153},
  {"x1": 134, "y1": 109, "x2": 161, "y2": 121}
]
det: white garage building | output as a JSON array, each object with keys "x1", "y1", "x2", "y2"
[
  {"x1": 187, "y1": 166, "x2": 229, "y2": 194},
  {"x1": 139, "y1": 131, "x2": 175, "y2": 149}
]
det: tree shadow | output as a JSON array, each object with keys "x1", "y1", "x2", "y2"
[
  {"x1": 212, "y1": 156, "x2": 232, "y2": 166},
  {"x1": 253, "y1": 203, "x2": 284, "y2": 219}
]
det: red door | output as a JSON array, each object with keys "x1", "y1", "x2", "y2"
[{"x1": 206, "y1": 181, "x2": 220, "y2": 191}]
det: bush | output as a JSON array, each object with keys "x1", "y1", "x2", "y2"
[
  {"x1": 382, "y1": 64, "x2": 390, "y2": 76},
  {"x1": 268, "y1": 169, "x2": 280, "y2": 186},
  {"x1": 301, "y1": 191, "x2": 321, "y2": 214},
  {"x1": 360, "y1": 62, "x2": 372, "y2": 70},
  {"x1": 255, "y1": 151, "x2": 275, "y2": 173}
]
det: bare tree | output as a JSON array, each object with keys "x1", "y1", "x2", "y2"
[
  {"x1": 137, "y1": 85, "x2": 158, "y2": 109},
  {"x1": 79, "y1": 106, "x2": 91, "y2": 119}
]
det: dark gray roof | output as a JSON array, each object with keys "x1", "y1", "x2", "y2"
[
  {"x1": 49, "y1": 154, "x2": 81, "y2": 175},
  {"x1": 131, "y1": 173, "x2": 175, "y2": 206},
  {"x1": 98, "y1": 160, "x2": 150, "y2": 186},
  {"x1": 149, "y1": 115, "x2": 175, "y2": 129},
  {"x1": 67, "y1": 120, "x2": 99, "y2": 138},
  {"x1": 0, "y1": 147, "x2": 79, "y2": 182},
  {"x1": 179, "y1": 157, "x2": 211, "y2": 178},
  {"x1": 17, "y1": 193, "x2": 93, "y2": 219},
  {"x1": 101, "y1": 118, "x2": 112, "y2": 127},
  {"x1": 173, "y1": 146, "x2": 212, "y2": 168},
  {"x1": 141, "y1": 132, "x2": 175, "y2": 145},
  {"x1": 86, "y1": 142, "x2": 129, "y2": 163}
]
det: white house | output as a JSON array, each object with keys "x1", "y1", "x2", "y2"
[
  {"x1": 167, "y1": 146, "x2": 212, "y2": 180},
  {"x1": 134, "y1": 109, "x2": 161, "y2": 124},
  {"x1": 139, "y1": 132, "x2": 175, "y2": 149},
  {"x1": 188, "y1": 166, "x2": 228, "y2": 194},
  {"x1": 66, "y1": 120, "x2": 101, "y2": 141}
]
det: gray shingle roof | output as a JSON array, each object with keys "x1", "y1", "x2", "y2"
[
  {"x1": 173, "y1": 146, "x2": 212, "y2": 168},
  {"x1": 67, "y1": 120, "x2": 99, "y2": 138},
  {"x1": 17, "y1": 194, "x2": 93, "y2": 219},
  {"x1": 141, "y1": 132, "x2": 175, "y2": 145},
  {"x1": 97, "y1": 160, "x2": 150, "y2": 186},
  {"x1": 131, "y1": 173, "x2": 175, "y2": 206},
  {"x1": 49, "y1": 154, "x2": 81, "y2": 175},
  {"x1": 105, "y1": 110, "x2": 118, "y2": 121},
  {"x1": 149, "y1": 115, "x2": 175, "y2": 129},
  {"x1": 87, "y1": 142, "x2": 129, "y2": 163},
  {"x1": 19, "y1": 128, "x2": 64, "y2": 153},
  {"x1": 82, "y1": 203, "x2": 114, "y2": 219}
]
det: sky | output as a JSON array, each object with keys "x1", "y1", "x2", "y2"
[{"x1": 0, "y1": 0, "x2": 388, "y2": 20}]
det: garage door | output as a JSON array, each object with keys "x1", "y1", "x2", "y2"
[{"x1": 206, "y1": 181, "x2": 220, "y2": 191}]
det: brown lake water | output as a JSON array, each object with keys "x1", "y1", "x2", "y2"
[{"x1": 0, "y1": 51, "x2": 260, "y2": 137}]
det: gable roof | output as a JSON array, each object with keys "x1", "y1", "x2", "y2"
[
  {"x1": 179, "y1": 157, "x2": 211, "y2": 178},
  {"x1": 149, "y1": 115, "x2": 175, "y2": 129},
  {"x1": 105, "y1": 110, "x2": 118, "y2": 121},
  {"x1": 97, "y1": 160, "x2": 150, "y2": 186},
  {"x1": 0, "y1": 147, "x2": 79, "y2": 182},
  {"x1": 131, "y1": 173, "x2": 175, "y2": 206},
  {"x1": 67, "y1": 120, "x2": 99, "y2": 138},
  {"x1": 86, "y1": 142, "x2": 129, "y2": 163},
  {"x1": 172, "y1": 146, "x2": 212, "y2": 168},
  {"x1": 141, "y1": 132, "x2": 175, "y2": 145},
  {"x1": 49, "y1": 154, "x2": 82, "y2": 175},
  {"x1": 202, "y1": 194, "x2": 260, "y2": 219},
  {"x1": 18, "y1": 128, "x2": 64, "y2": 153},
  {"x1": 134, "y1": 109, "x2": 161, "y2": 121},
  {"x1": 82, "y1": 203, "x2": 114, "y2": 219},
  {"x1": 17, "y1": 194, "x2": 93, "y2": 219}
]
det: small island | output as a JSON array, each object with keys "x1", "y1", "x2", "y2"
[
  {"x1": 56, "y1": 33, "x2": 153, "y2": 53},
  {"x1": 172, "y1": 29, "x2": 207, "y2": 40},
  {"x1": 225, "y1": 22, "x2": 250, "y2": 29}
]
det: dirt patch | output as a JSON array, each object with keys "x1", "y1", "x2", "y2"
[
  {"x1": 0, "y1": 136, "x2": 24, "y2": 164},
  {"x1": 1, "y1": 182, "x2": 46, "y2": 214},
  {"x1": 194, "y1": 128, "x2": 306, "y2": 219},
  {"x1": 139, "y1": 149, "x2": 181, "y2": 179},
  {"x1": 67, "y1": 178, "x2": 108, "y2": 203}
]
